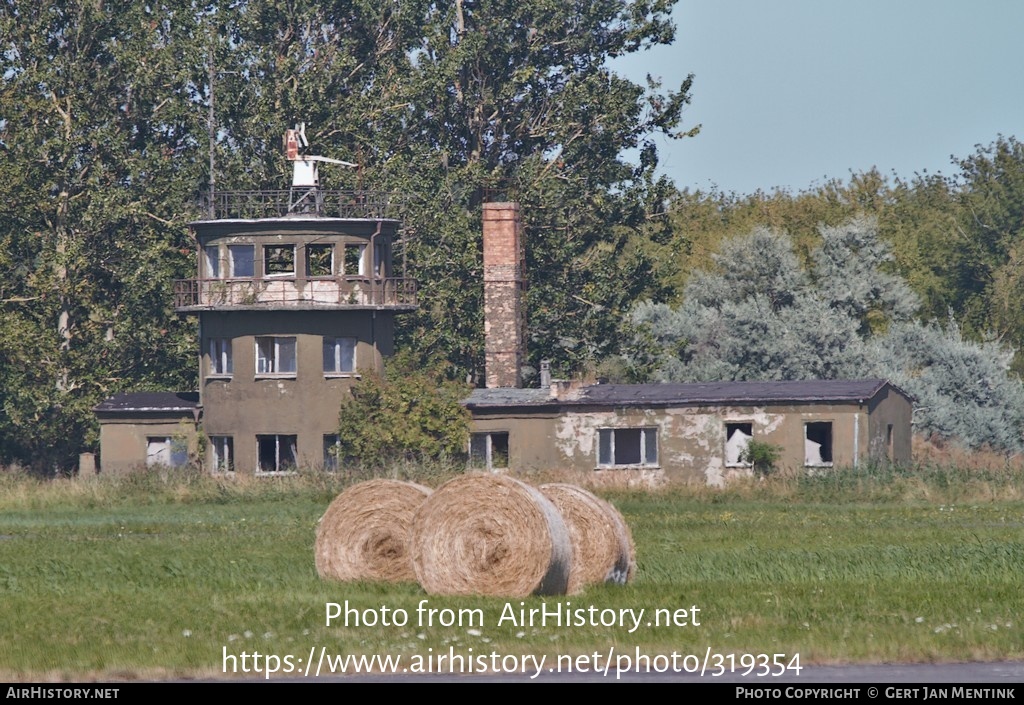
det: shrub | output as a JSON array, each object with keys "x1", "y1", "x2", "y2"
[
  {"x1": 740, "y1": 439, "x2": 782, "y2": 477},
  {"x1": 336, "y1": 353, "x2": 472, "y2": 468}
]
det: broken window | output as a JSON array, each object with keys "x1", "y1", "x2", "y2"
[
  {"x1": 257, "y1": 434, "x2": 297, "y2": 473},
  {"x1": 322, "y1": 337, "x2": 356, "y2": 374},
  {"x1": 146, "y1": 437, "x2": 188, "y2": 468},
  {"x1": 208, "y1": 338, "x2": 232, "y2": 376},
  {"x1": 804, "y1": 421, "x2": 834, "y2": 467},
  {"x1": 597, "y1": 428, "x2": 658, "y2": 468},
  {"x1": 306, "y1": 244, "x2": 334, "y2": 277},
  {"x1": 210, "y1": 436, "x2": 233, "y2": 472},
  {"x1": 469, "y1": 432, "x2": 509, "y2": 470},
  {"x1": 228, "y1": 244, "x2": 254, "y2": 278},
  {"x1": 255, "y1": 336, "x2": 296, "y2": 375},
  {"x1": 204, "y1": 245, "x2": 221, "y2": 278},
  {"x1": 725, "y1": 422, "x2": 753, "y2": 466},
  {"x1": 343, "y1": 243, "x2": 366, "y2": 276},
  {"x1": 264, "y1": 244, "x2": 296, "y2": 276},
  {"x1": 323, "y1": 434, "x2": 339, "y2": 471}
]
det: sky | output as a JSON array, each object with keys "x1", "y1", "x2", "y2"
[{"x1": 612, "y1": 0, "x2": 1024, "y2": 195}]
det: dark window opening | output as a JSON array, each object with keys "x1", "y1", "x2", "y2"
[
  {"x1": 257, "y1": 434, "x2": 297, "y2": 473},
  {"x1": 469, "y1": 432, "x2": 509, "y2": 470},
  {"x1": 265, "y1": 245, "x2": 296, "y2": 276},
  {"x1": 597, "y1": 428, "x2": 657, "y2": 468},
  {"x1": 725, "y1": 422, "x2": 753, "y2": 466},
  {"x1": 306, "y1": 244, "x2": 333, "y2": 277},
  {"x1": 804, "y1": 422, "x2": 833, "y2": 466},
  {"x1": 343, "y1": 244, "x2": 365, "y2": 275}
]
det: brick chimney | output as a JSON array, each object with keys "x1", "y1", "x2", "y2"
[{"x1": 482, "y1": 202, "x2": 525, "y2": 388}]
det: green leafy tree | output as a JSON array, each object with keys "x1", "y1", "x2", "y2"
[
  {"x1": 628, "y1": 219, "x2": 1024, "y2": 453},
  {"x1": 0, "y1": 1, "x2": 204, "y2": 471},
  {"x1": 200, "y1": 0, "x2": 697, "y2": 377},
  {"x1": 336, "y1": 354, "x2": 472, "y2": 467},
  {"x1": 0, "y1": 0, "x2": 694, "y2": 469}
]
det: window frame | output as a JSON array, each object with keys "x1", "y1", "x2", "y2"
[
  {"x1": 204, "y1": 245, "x2": 222, "y2": 279},
  {"x1": 597, "y1": 427, "x2": 658, "y2": 469},
  {"x1": 228, "y1": 244, "x2": 255, "y2": 278},
  {"x1": 724, "y1": 422, "x2": 754, "y2": 467},
  {"x1": 207, "y1": 338, "x2": 233, "y2": 377},
  {"x1": 263, "y1": 244, "x2": 296, "y2": 277},
  {"x1": 322, "y1": 336, "x2": 357, "y2": 376},
  {"x1": 146, "y1": 436, "x2": 188, "y2": 468},
  {"x1": 256, "y1": 434, "x2": 298, "y2": 474},
  {"x1": 209, "y1": 435, "x2": 234, "y2": 473},
  {"x1": 469, "y1": 431, "x2": 509, "y2": 471},
  {"x1": 804, "y1": 421, "x2": 834, "y2": 467},
  {"x1": 255, "y1": 336, "x2": 297, "y2": 377}
]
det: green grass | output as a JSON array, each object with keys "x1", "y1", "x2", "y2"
[{"x1": 0, "y1": 464, "x2": 1022, "y2": 680}]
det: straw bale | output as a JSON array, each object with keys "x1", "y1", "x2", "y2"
[
  {"x1": 315, "y1": 479, "x2": 432, "y2": 583},
  {"x1": 540, "y1": 483, "x2": 636, "y2": 592},
  {"x1": 411, "y1": 473, "x2": 572, "y2": 597}
]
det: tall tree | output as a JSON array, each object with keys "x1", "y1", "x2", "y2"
[
  {"x1": 628, "y1": 220, "x2": 1024, "y2": 454},
  {"x1": 0, "y1": 1, "x2": 206, "y2": 470},
  {"x1": 0, "y1": 0, "x2": 696, "y2": 469}
]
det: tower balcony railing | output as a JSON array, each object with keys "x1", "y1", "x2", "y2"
[
  {"x1": 174, "y1": 276, "x2": 418, "y2": 310},
  {"x1": 199, "y1": 190, "x2": 405, "y2": 220}
]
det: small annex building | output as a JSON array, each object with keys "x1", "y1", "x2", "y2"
[
  {"x1": 464, "y1": 378, "x2": 913, "y2": 485},
  {"x1": 95, "y1": 392, "x2": 201, "y2": 473}
]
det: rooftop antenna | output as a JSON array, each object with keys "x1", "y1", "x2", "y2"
[{"x1": 284, "y1": 123, "x2": 357, "y2": 214}]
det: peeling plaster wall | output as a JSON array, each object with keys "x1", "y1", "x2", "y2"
[{"x1": 468, "y1": 394, "x2": 913, "y2": 485}]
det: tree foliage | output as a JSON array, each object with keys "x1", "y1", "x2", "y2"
[
  {"x1": 0, "y1": 1, "x2": 203, "y2": 470},
  {"x1": 628, "y1": 219, "x2": 1024, "y2": 454},
  {"x1": 336, "y1": 354, "x2": 472, "y2": 466},
  {"x1": 629, "y1": 219, "x2": 915, "y2": 382},
  {"x1": 0, "y1": 0, "x2": 695, "y2": 469}
]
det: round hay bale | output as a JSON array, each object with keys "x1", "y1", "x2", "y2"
[
  {"x1": 315, "y1": 479, "x2": 432, "y2": 583},
  {"x1": 410, "y1": 473, "x2": 572, "y2": 597},
  {"x1": 539, "y1": 483, "x2": 636, "y2": 592}
]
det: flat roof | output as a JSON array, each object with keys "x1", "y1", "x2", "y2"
[
  {"x1": 464, "y1": 378, "x2": 910, "y2": 409},
  {"x1": 95, "y1": 391, "x2": 200, "y2": 413}
]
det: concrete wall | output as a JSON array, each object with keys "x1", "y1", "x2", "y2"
[
  {"x1": 200, "y1": 309, "x2": 394, "y2": 473},
  {"x1": 97, "y1": 416, "x2": 199, "y2": 475},
  {"x1": 470, "y1": 395, "x2": 913, "y2": 485},
  {"x1": 867, "y1": 384, "x2": 914, "y2": 463}
]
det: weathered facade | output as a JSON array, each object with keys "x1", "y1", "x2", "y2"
[
  {"x1": 95, "y1": 193, "x2": 416, "y2": 474},
  {"x1": 465, "y1": 379, "x2": 913, "y2": 484},
  {"x1": 96, "y1": 187, "x2": 914, "y2": 481},
  {"x1": 94, "y1": 392, "x2": 201, "y2": 474}
]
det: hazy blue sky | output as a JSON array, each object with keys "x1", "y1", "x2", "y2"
[{"x1": 613, "y1": 0, "x2": 1024, "y2": 195}]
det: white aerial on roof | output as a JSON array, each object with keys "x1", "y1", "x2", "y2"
[{"x1": 284, "y1": 123, "x2": 357, "y2": 213}]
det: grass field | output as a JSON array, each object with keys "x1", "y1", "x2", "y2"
[{"x1": 0, "y1": 462, "x2": 1022, "y2": 681}]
